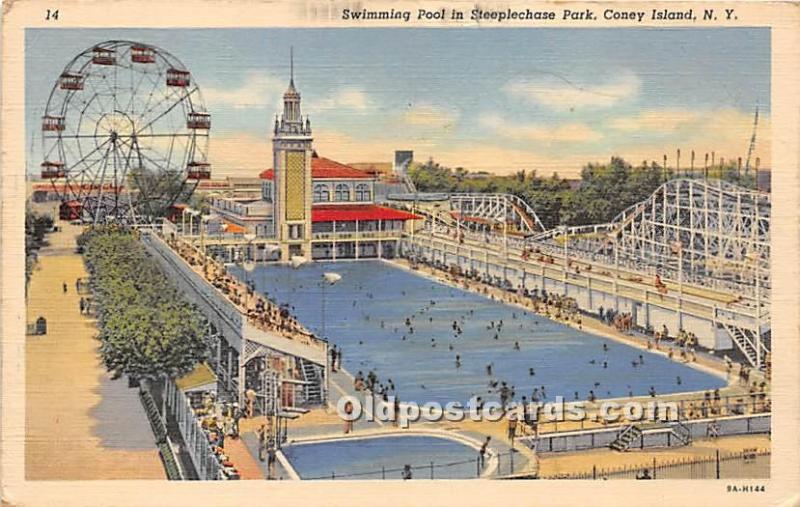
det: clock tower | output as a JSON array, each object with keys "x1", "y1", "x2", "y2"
[{"x1": 272, "y1": 49, "x2": 313, "y2": 261}]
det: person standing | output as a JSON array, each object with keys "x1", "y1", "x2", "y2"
[
  {"x1": 330, "y1": 346, "x2": 338, "y2": 373},
  {"x1": 266, "y1": 441, "x2": 277, "y2": 479},
  {"x1": 246, "y1": 388, "x2": 257, "y2": 418},
  {"x1": 62, "y1": 282, "x2": 68, "y2": 294},
  {"x1": 507, "y1": 414, "x2": 517, "y2": 442},
  {"x1": 256, "y1": 424, "x2": 266, "y2": 461},
  {"x1": 343, "y1": 400, "x2": 354, "y2": 434},
  {"x1": 478, "y1": 436, "x2": 491, "y2": 469}
]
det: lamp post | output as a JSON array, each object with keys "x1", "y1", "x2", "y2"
[
  {"x1": 200, "y1": 214, "x2": 212, "y2": 267},
  {"x1": 672, "y1": 240, "x2": 684, "y2": 331},
  {"x1": 321, "y1": 272, "x2": 342, "y2": 401},
  {"x1": 559, "y1": 225, "x2": 568, "y2": 296},
  {"x1": 241, "y1": 233, "x2": 257, "y2": 309},
  {"x1": 746, "y1": 250, "x2": 762, "y2": 368}
]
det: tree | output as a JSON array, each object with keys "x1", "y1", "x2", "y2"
[
  {"x1": 81, "y1": 227, "x2": 211, "y2": 381},
  {"x1": 407, "y1": 155, "x2": 756, "y2": 229}
]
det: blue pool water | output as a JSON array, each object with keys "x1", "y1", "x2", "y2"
[
  {"x1": 231, "y1": 261, "x2": 725, "y2": 405},
  {"x1": 282, "y1": 435, "x2": 478, "y2": 480}
]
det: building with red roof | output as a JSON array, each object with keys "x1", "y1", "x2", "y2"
[{"x1": 205, "y1": 65, "x2": 419, "y2": 262}]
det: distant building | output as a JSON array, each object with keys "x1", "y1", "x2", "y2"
[{"x1": 394, "y1": 150, "x2": 413, "y2": 174}]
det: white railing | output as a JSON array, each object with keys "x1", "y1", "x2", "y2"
[
  {"x1": 142, "y1": 232, "x2": 243, "y2": 333},
  {"x1": 164, "y1": 379, "x2": 223, "y2": 480},
  {"x1": 311, "y1": 230, "x2": 403, "y2": 241}
]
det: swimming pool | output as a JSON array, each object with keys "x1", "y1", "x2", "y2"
[
  {"x1": 231, "y1": 261, "x2": 725, "y2": 406},
  {"x1": 282, "y1": 435, "x2": 480, "y2": 480}
]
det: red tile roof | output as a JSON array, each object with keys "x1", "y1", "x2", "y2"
[
  {"x1": 259, "y1": 156, "x2": 374, "y2": 181},
  {"x1": 222, "y1": 220, "x2": 246, "y2": 234},
  {"x1": 312, "y1": 204, "x2": 420, "y2": 222}
]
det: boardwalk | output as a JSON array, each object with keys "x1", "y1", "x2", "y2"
[{"x1": 25, "y1": 223, "x2": 164, "y2": 480}]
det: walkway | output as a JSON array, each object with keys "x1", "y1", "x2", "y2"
[
  {"x1": 25, "y1": 222, "x2": 164, "y2": 479},
  {"x1": 222, "y1": 437, "x2": 265, "y2": 480}
]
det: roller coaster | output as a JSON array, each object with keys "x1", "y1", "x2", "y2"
[{"x1": 396, "y1": 178, "x2": 771, "y2": 369}]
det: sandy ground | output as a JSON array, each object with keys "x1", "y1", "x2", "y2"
[
  {"x1": 25, "y1": 222, "x2": 164, "y2": 480},
  {"x1": 537, "y1": 434, "x2": 771, "y2": 477}
]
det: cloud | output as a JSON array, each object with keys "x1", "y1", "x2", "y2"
[
  {"x1": 203, "y1": 71, "x2": 285, "y2": 110},
  {"x1": 504, "y1": 71, "x2": 640, "y2": 111},
  {"x1": 314, "y1": 128, "x2": 438, "y2": 163},
  {"x1": 401, "y1": 103, "x2": 459, "y2": 130},
  {"x1": 613, "y1": 108, "x2": 770, "y2": 168},
  {"x1": 312, "y1": 88, "x2": 372, "y2": 111},
  {"x1": 204, "y1": 106, "x2": 770, "y2": 181},
  {"x1": 609, "y1": 109, "x2": 700, "y2": 133},
  {"x1": 480, "y1": 114, "x2": 602, "y2": 143}
]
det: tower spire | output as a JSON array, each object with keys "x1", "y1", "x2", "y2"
[{"x1": 278, "y1": 46, "x2": 306, "y2": 132}]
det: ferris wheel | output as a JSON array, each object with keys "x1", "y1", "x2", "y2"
[{"x1": 40, "y1": 40, "x2": 211, "y2": 224}]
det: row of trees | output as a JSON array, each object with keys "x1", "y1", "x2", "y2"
[
  {"x1": 408, "y1": 157, "x2": 757, "y2": 229},
  {"x1": 79, "y1": 226, "x2": 211, "y2": 381},
  {"x1": 25, "y1": 210, "x2": 55, "y2": 290}
]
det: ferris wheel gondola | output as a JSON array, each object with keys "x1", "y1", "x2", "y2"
[{"x1": 40, "y1": 40, "x2": 212, "y2": 224}]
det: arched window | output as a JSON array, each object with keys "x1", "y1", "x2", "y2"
[
  {"x1": 335, "y1": 183, "x2": 350, "y2": 202},
  {"x1": 313, "y1": 184, "x2": 330, "y2": 202},
  {"x1": 355, "y1": 183, "x2": 371, "y2": 201}
]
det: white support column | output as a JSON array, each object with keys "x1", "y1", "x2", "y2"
[
  {"x1": 227, "y1": 346, "x2": 233, "y2": 392},
  {"x1": 677, "y1": 245, "x2": 684, "y2": 329},
  {"x1": 379, "y1": 220, "x2": 383, "y2": 259},
  {"x1": 332, "y1": 220, "x2": 337, "y2": 261},
  {"x1": 614, "y1": 240, "x2": 620, "y2": 310},
  {"x1": 355, "y1": 220, "x2": 360, "y2": 259},
  {"x1": 238, "y1": 350, "x2": 245, "y2": 406}
]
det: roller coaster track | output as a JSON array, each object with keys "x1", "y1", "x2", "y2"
[{"x1": 449, "y1": 193, "x2": 546, "y2": 235}]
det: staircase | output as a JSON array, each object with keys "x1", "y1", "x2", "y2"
[
  {"x1": 670, "y1": 420, "x2": 692, "y2": 446},
  {"x1": 401, "y1": 172, "x2": 417, "y2": 194},
  {"x1": 610, "y1": 424, "x2": 642, "y2": 451},
  {"x1": 299, "y1": 359, "x2": 324, "y2": 406},
  {"x1": 139, "y1": 386, "x2": 183, "y2": 479},
  {"x1": 261, "y1": 369, "x2": 281, "y2": 416},
  {"x1": 722, "y1": 323, "x2": 768, "y2": 368},
  {"x1": 139, "y1": 387, "x2": 167, "y2": 443},
  {"x1": 158, "y1": 441, "x2": 183, "y2": 480}
]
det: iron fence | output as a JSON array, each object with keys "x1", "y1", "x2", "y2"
[
  {"x1": 540, "y1": 448, "x2": 770, "y2": 480},
  {"x1": 299, "y1": 448, "x2": 533, "y2": 480}
]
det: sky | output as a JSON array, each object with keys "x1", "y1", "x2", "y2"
[{"x1": 26, "y1": 28, "x2": 770, "y2": 178}]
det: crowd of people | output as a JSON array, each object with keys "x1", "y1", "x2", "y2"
[
  {"x1": 406, "y1": 251, "x2": 771, "y2": 407},
  {"x1": 192, "y1": 391, "x2": 245, "y2": 480},
  {"x1": 682, "y1": 385, "x2": 770, "y2": 420},
  {"x1": 168, "y1": 237, "x2": 323, "y2": 350}
]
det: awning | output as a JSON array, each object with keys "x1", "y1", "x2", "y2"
[
  {"x1": 175, "y1": 363, "x2": 217, "y2": 392},
  {"x1": 312, "y1": 204, "x2": 420, "y2": 222}
]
